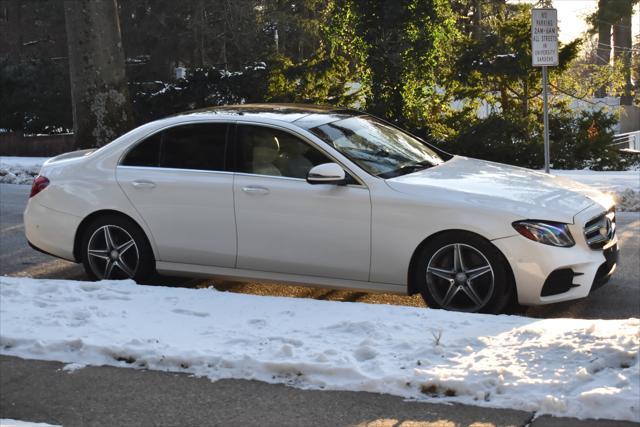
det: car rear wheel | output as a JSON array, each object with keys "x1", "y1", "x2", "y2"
[
  {"x1": 81, "y1": 215, "x2": 155, "y2": 282},
  {"x1": 415, "y1": 231, "x2": 513, "y2": 314}
]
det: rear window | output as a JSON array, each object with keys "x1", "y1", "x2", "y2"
[{"x1": 122, "y1": 123, "x2": 229, "y2": 171}]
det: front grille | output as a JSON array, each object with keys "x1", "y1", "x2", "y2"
[{"x1": 584, "y1": 208, "x2": 616, "y2": 250}]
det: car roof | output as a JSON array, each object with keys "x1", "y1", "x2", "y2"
[{"x1": 175, "y1": 103, "x2": 365, "y2": 129}]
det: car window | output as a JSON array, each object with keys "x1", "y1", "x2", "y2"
[
  {"x1": 235, "y1": 125, "x2": 331, "y2": 179},
  {"x1": 309, "y1": 116, "x2": 443, "y2": 178},
  {"x1": 122, "y1": 123, "x2": 228, "y2": 171},
  {"x1": 122, "y1": 131, "x2": 161, "y2": 167}
]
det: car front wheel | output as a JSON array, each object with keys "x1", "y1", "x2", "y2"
[
  {"x1": 81, "y1": 215, "x2": 155, "y2": 282},
  {"x1": 415, "y1": 231, "x2": 513, "y2": 314}
]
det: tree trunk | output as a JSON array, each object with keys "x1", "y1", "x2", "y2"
[
  {"x1": 613, "y1": 14, "x2": 632, "y2": 105},
  {"x1": 472, "y1": 0, "x2": 481, "y2": 41},
  {"x1": 522, "y1": 79, "x2": 528, "y2": 116},
  {"x1": 192, "y1": 0, "x2": 205, "y2": 67},
  {"x1": 219, "y1": 1, "x2": 228, "y2": 68},
  {"x1": 595, "y1": 21, "x2": 611, "y2": 98},
  {"x1": 63, "y1": 0, "x2": 133, "y2": 149}
]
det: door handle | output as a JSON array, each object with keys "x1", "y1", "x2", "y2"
[
  {"x1": 242, "y1": 185, "x2": 270, "y2": 195},
  {"x1": 131, "y1": 180, "x2": 156, "y2": 189}
]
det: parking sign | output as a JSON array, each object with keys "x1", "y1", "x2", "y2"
[{"x1": 531, "y1": 8, "x2": 558, "y2": 67}]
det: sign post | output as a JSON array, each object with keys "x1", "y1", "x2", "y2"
[{"x1": 531, "y1": 8, "x2": 558, "y2": 173}]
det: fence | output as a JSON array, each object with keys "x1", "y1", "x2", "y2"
[
  {"x1": 612, "y1": 131, "x2": 640, "y2": 152},
  {"x1": 0, "y1": 133, "x2": 76, "y2": 157}
]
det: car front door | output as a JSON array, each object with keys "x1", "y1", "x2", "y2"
[
  {"x1": 116, "y1": 122, "x2": 237, "y2": 267},
  {"x1": 232, "y1": 123, "x2": 371, "y2": 281}
]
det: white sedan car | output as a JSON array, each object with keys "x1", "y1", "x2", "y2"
[{"x1": 24, "y1": 104, "x2": 619, "y2": 313}]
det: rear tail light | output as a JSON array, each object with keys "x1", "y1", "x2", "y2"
[{"x1": 30, "y1": 176, "x2": 50, "y2": 198}]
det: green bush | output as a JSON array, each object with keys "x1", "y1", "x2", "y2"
[
  {"x1": 551, "y1": 109, "x2": 624, "y2": 171},
  {"x1": 442, "y1": 114, "x2": 543, "y2": 168},
  {"x1": 441, "y1": 109, "x2": 623, "y2": 170}
]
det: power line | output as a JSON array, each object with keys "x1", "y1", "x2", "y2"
[
  {"x1": 548, "y1": 82, "x2": 619, "y2": 106},
  {"x1": 595, "y1": 42, "x2": 640, "y2": 52}
]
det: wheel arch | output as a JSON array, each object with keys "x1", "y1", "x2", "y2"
[
  {"x1": 73, "y1": 209, "x2": 154, "y2": 263},
  {"x1": 406, "y1": 229, "x2": 516, "y2": 299}
]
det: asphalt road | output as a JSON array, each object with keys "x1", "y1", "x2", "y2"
[
  {"x1": 1, "y1": 183, "x2": 638, "y2": 318},
  {"x1": 1, "y1": 356, "x2": 636, "y2": 427}
]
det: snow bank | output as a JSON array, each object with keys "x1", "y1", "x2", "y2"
[
  {"x1": 0, "y1": 420, "x2": 61, "y2": 427},
  {"x1": 0, "y1": 157, "x2": 48, "y2": 185},
  {"x1": 551, "y1": 170, "x2": 639, "y2": 192},
  {"x1": 1, "y1": 277, "x2": 638, "y2": 422},
  {"x1": 550, "y1": 170, "x2": 640, "y2": 212}
]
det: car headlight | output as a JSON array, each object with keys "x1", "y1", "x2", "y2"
[{"x1": 512, "y1": 220, "x2": 575, "y2": 247}]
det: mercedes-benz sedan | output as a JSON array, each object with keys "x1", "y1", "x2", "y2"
[{"x1": 24, "y1": 104, "x2": 619, "y2": 313}]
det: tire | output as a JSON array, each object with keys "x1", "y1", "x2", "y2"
[
  {"x1": 80, "y1": 214, "x2": 155, "y2": 283},
  {"x1": 414, "y1": 231, "x2": 513, "y2": 314}
]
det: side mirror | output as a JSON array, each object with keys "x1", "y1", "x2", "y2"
[{"x1": 306, "y1": 163, "x2": 347, "y2": 185}]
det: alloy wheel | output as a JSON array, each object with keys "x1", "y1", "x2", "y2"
[
  {"x1": 87, "y1": 225, "x2": 139, "y2": 279},
  {"x1": 426, "y1": 243, "x2": 494, "y2": 311}
]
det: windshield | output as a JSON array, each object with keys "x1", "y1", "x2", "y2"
[{"x1": 309, "y1": 116, "x2": 444, "y2": 178}]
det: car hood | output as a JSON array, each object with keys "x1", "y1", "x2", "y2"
[{"x1": 386, "y1": 156, "x2": 613, "y2": 223}]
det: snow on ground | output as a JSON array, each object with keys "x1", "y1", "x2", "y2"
[
  {"x1": 0, "y1": 156, "x2": 638, "y2": 210},
  {"x1": 551, "y1": 169, "x2": 639, "y2": 193},
  {"x1": 1, "y1": 277, "x2": 638, "y2": 422},
  {"x1": 551, "y1": 169, "x2": 640, "y2": 212},
  {"x1": 0, "y1": 157, "x2": 49, "y2": 185},
  {"x1": 0, "y1": 420, "x2": 61, "y2": 427}
]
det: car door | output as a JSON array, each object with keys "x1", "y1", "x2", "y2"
[
  {"x1": 116, "y1": 122, "x2": 237, "y2": 267},
  {"x1": 232, "y1": 123, "x2": 371, "y2": 281}
]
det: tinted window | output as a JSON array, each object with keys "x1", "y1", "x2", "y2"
[
  {"x1": 122, "y1": 123, "x2": 228, "y2": 171},
  {"x1": 235, "y1": 125, "x2": 331, "y2": 179},
  {"x1": 122, "y1": 132, "x2": 161, "y2": 167}
]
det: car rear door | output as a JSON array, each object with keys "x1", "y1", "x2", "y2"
[
  {"x1": 231, "y1": 123, "x2": 371, "y2": 281},
  {"x1": 116, "y1": 122, "x2": 237, "y2": 267}
]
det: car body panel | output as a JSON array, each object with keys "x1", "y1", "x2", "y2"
[
  {"x1": 234, "y1": 173, "x2": 371, "y2": 281},
  {"x1": 116, "y1": 166, "x2": 237, "y2": 267},
  {"x1": 386, "y1": 156, "x2": 609, "y2": 223},
  {"x1": 369, "y1": 179, "x2": 524, "y2": 285},
  {"x1": 24, "y1": 199, "x2": 81, "y2": 261},
  {"x1": 30, "y1": 150, "x2": 160, "y2": 260}
]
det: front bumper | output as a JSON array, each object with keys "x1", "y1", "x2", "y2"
[
  {"x1": 492, "y1": 212, "x2": 618, "y2": 306},
  {"x1": 591, "y1": 242, "x2": 619, "y2": 291}
]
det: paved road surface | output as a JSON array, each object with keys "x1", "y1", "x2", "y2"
[
  {"x1": 2, "y1": 183, "x2": 638, "y2": 318},
  {"x1": 1, "y1": 356, "x2": 637, "y2": 427}
]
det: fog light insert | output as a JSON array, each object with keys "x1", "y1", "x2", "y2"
[{"x1": 541, "y1": 268, "x2": 581, "y2": 297}]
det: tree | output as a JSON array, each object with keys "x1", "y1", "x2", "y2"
[
  {"x1": 265, "y1": 0, "x2": 366, "y2": 105},
  {"x1": 454, "y1": 3, "x2": 580, "y2": 117},
  {"x1": 119, "y1": 0, "x2": 268, "y2": 78},
  {"x1": 589, "y1": 0, "x2": 638, "y2": 102},
  {"x1": 443, "y1": 2, "x2": 623, "y2": 170},
  {"x1": 611, "y1": 4, "x2": 634, "y2": 104},
  {"x1": 63, "y1": 0, "x2": 133, "y2": 148},
  {"x1": 0, "y1": 0, "x2": 72, "y2": 133},
  {"x1": 349, "y1": 0, "x2": 458, "y2": 134}
]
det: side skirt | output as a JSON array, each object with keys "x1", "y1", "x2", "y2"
[{"x1": 156, "y1": 261, "x2": 406, "y2": 295}]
